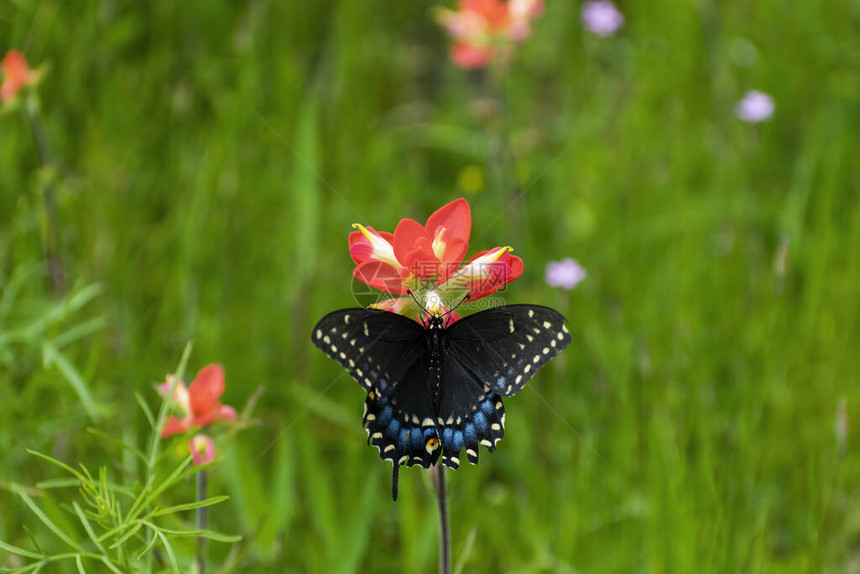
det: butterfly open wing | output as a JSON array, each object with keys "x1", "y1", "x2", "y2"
[
  {"x1": 312, "y1": 308, "x2": 424, "y2": 396},
  {"x1": 446, "y1": 305, "x2": 571, "y2": 397}
]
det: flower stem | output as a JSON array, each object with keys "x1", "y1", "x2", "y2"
[
  {"x1": 433, "y1": 464, "x2": 451, "y2": 574},
  {"x1": 196, "y1": 469, "x2": 208, "y2": 574}
]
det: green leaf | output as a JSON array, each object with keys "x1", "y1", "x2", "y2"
[
  {"x1": 72, "y1": 502, "x2": 107, "y2": 554},
  {"x1": 51, "y1": 316, "x2": 107, "y2": 348},
  {"x1": 157, "y1": 528, "x2": 242, "y2": 543},
  {"x1": 154, "y1": 528, "x2": 179, "y2": 574},
  {"x1": 41, "y1": 343, "x2": 99, "y2": 421},
  {"x1": 14, "y1": 485, "x2": 86, "y2": 553},
  {"x1": 97, "y1": 557, "x2": 124, "y2": 574},
  {"x1": 0, "y1": 539, "x2": 43, "y2": 559},
  {"x1": 134, "y1": 531, "x2": 159, "y2": 561},
  {"x1": 147, "y1": 495, "x2": 230, "y2": 518},
  {"x1": 127, "y1": 456, "x2": 192, "y2": 522},
  {"x1": 35, "y1": 478, "x2": 81, "y2": 489},
  {"x1": 108, "y1": 521, "x2": 142, "y2": 549},
  {"x1": 135, "y1": 392, "x2": 155, "y2": 429},
  {"x1": 26, "y1": 450, "x2": 84, "y2": 481}
]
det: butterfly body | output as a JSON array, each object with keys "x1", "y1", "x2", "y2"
[{"x1": 312, "y1": 304, "x2": 571, "y2": 498}]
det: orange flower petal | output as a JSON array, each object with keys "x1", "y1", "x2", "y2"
[
  {"x1": 188, "y1": 364, "x2": 225, "y2": 417},
  {"x1": 353, "y1": 260, "x2": 408, "y2": 294},
  {"x1": 392, "y1": 218, "x2": 428, "y2": 263},
  {"x1": 161, "y1": 416, "x2": 189, "y2": 438}
]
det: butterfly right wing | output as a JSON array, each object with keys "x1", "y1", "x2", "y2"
[{"x1": 311, "y1": 308, "x2": 425, "y2": 396}]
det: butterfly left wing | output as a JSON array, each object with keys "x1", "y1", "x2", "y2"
[
  {"x1": 311, "y1": 308, "x2": 425, "y2": 396},
  {"x1": 445, "y1": 304, "x2": 571, "y2": 397}
]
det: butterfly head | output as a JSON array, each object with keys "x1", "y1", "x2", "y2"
[{"x1": 407, "y1": 289, "x2": 469, "y2": 330}]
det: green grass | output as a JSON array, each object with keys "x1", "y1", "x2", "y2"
[{"x1": 2, "y1": 0, "x2": 859, "y2": 571}]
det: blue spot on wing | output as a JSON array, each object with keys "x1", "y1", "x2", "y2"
[
  {"x1": 386, "y1": 418, "x2": 400, "y2": 438},
  {"x1": 443, "y1": 427, "x2": 453, "y2": 447},
  {"x1": 411, "y1": 427, "x2": 424, "y2": 449},
  {"x1": 378, "y1": 405, "x2": 393, "y2": 426},
  {"x1": 398, "y1": 428, "x2": 410, "y2": 449},
  {"x1": 473, "y1": 411, "x2": 487, "y2": 433},
  {"x1": 464, "y1": 423, "x2": 476, "y2": 443},
  {"x1": 481, "y1": 399, "x2": 494, "y2": 416},
  {"x1": 496, "y1": 376, "x2": 505, "y2": 387},
  {"x1": 453, "y1": 430, "x2": 464, "y2": 451}
]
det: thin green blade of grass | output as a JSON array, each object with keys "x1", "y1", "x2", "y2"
[
  {"x1": 14, "y1": 485, "x2": 85, "y2": 553},
  {"x1": 153, "y1": 528, "x2": 179, "y2": 574},
  {"x1": 0, "y1": 539, "x2": 44, "y2": 560},
  {"x1": 155, "y1": 528, "x2": 242, "y2": 543},
  {"x1": 41, "y1": 343, "x2": 99, "y2": 421},
  {"x1": 72, "y1": 502, "x2": 107, "y2": 555},
  {"x1": 145, "y1": 495, "x2": 230, "y2": 518},
  {"x1": 26, "y1": 450, "x2": 85, "y2": 482}
]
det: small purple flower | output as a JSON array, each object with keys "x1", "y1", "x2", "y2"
[
  {"x1": 735, "y1": 90, "x2": 774, "y2": 123},
  {"x1": 581, "y1": 1, "x2": 625, "y2": 37},
  {"x1": 546, "y1": 258, "x2": 586, "y2": 290}
]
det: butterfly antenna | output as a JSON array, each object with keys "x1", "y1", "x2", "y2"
[
  {"x1": 407, "y1": 289, "x2": 430, "y2": 326},
  {"x1": 392, "y1": 462, "x2": 400, "y2": 501},
  {"x1": 450, "y1": 293, "x2": 470, "y2": 313},
  {"x1": 442, "y1": 294, "x2": 471, "y2": 327},
  {"x1": 406, "y1": 289, "x2": 428, "y2": 313}
]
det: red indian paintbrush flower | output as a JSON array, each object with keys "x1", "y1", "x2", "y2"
[
  {"x1": 434, "y1": 0, "x2": 544, "y2": 69},
  {"x1": 157, "y1": 364, "x2": 237, "y2": 438},
  {"x1": 350, "y1": 197, "x2": 523, "y2": 316},
  {"x1": 1, "y1": 50, "x2": 39, "y2": 103}
]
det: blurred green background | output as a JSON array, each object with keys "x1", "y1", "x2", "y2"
[{"x1": 2, "y1": 0, "x2": 859, "y2": 572}]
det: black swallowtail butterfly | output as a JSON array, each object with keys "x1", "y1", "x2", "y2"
[{"x1": 311, "y1": 303, "x2": 571, "y2": 499}]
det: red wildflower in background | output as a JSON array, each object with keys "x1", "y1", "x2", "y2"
[
  {"x1": 158, "y1": 364, "x2": 237, "y2": 438},
  {"x1": 350, "y1": 198, "x2": 523, "y2": 316},
  {"x1": 435, "y1": 0, "x2": 544, "y2": 69},
  {"x1": 1, "y1": 50, "x2": 39, "y2": 102}
]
